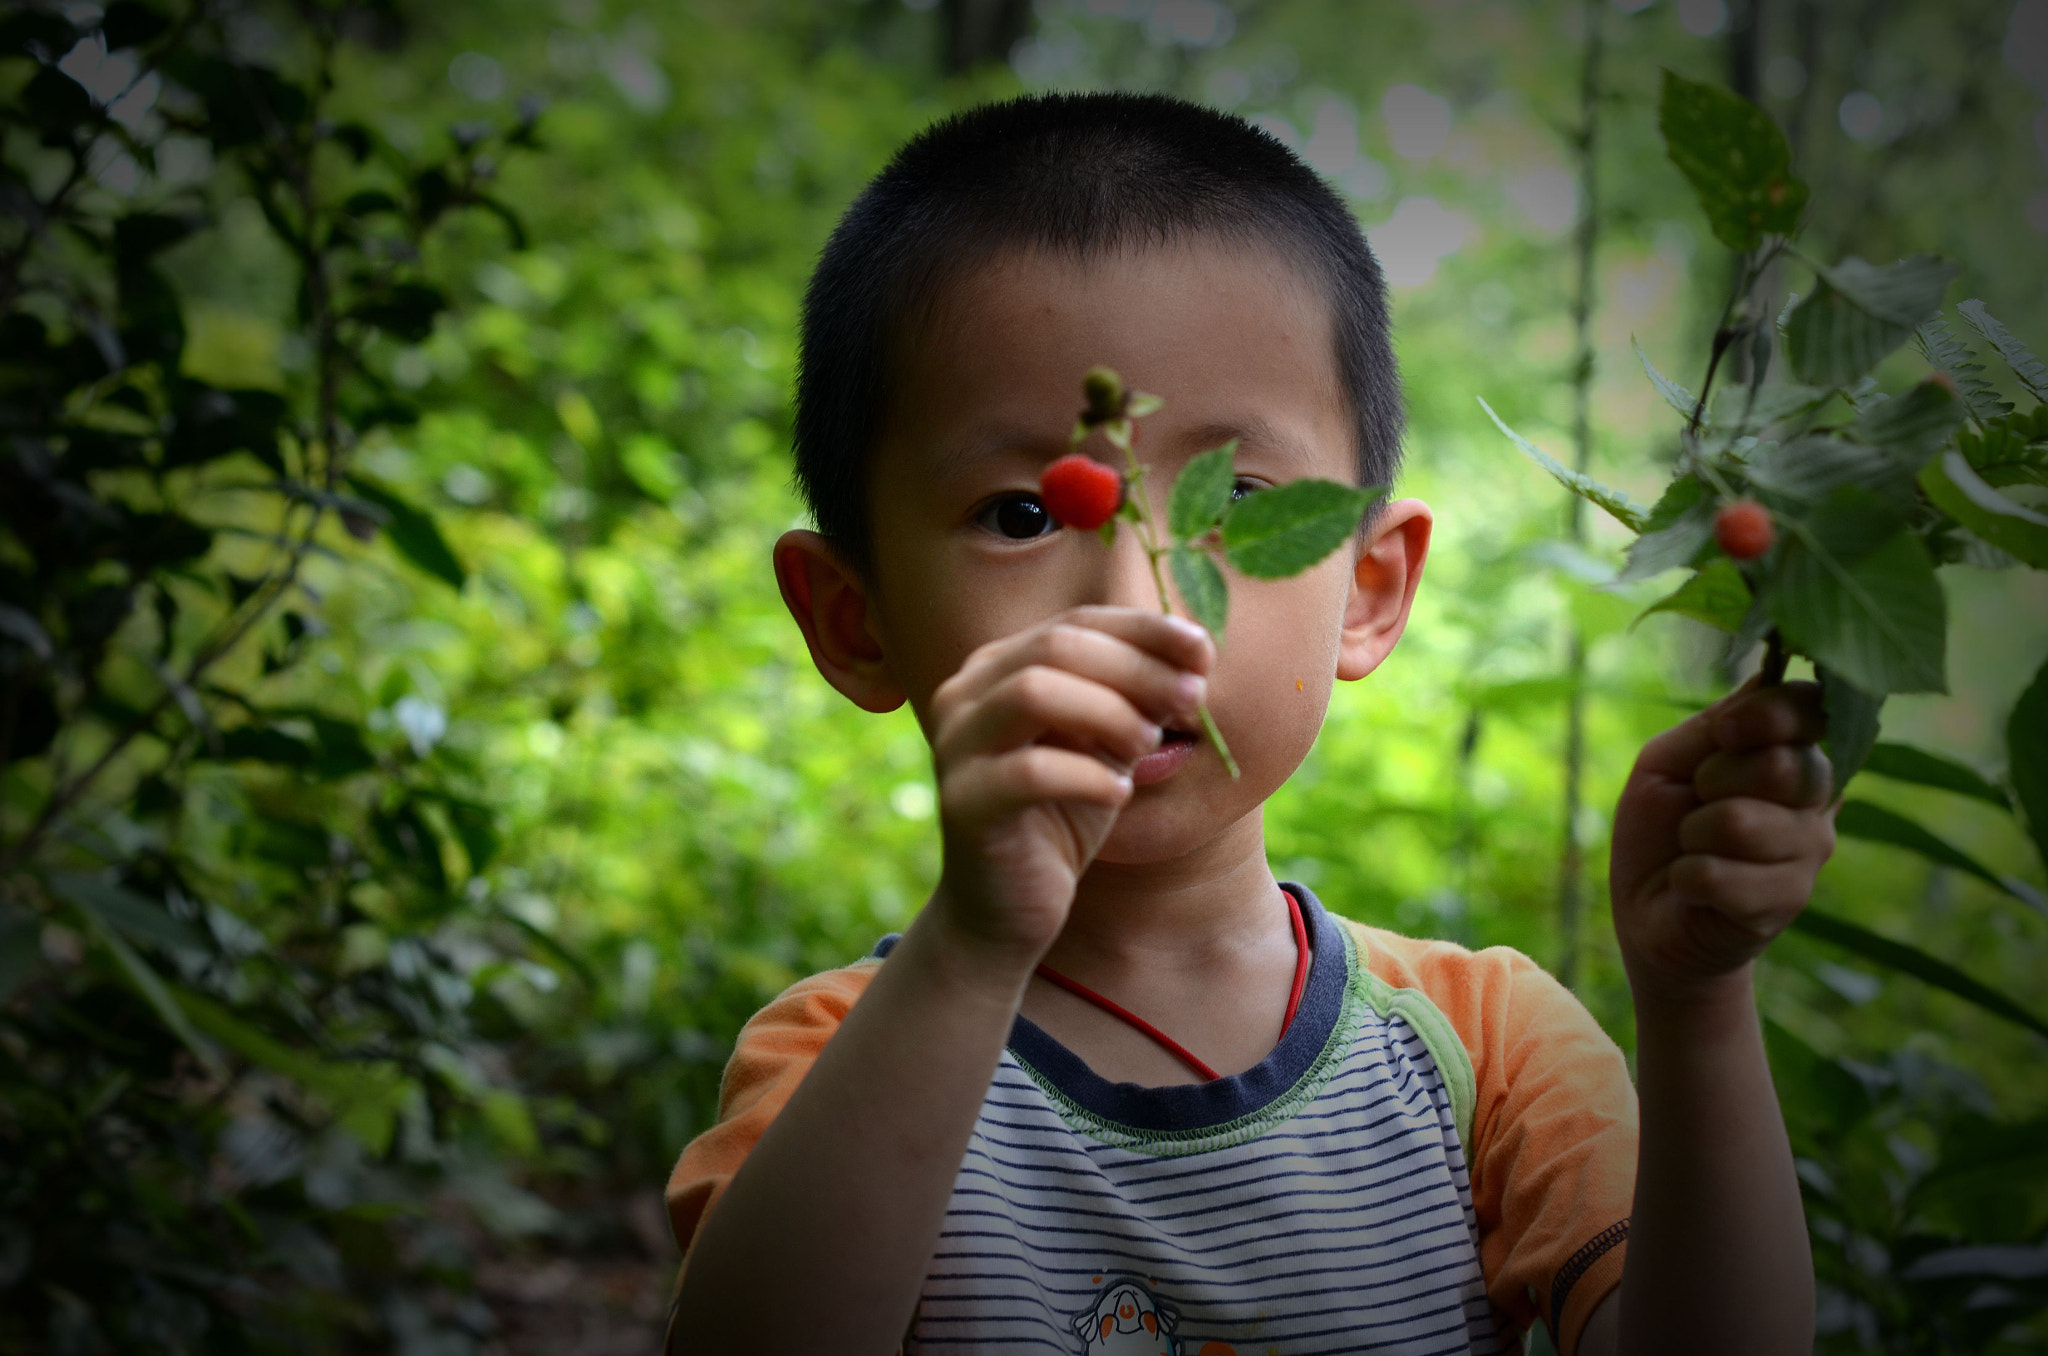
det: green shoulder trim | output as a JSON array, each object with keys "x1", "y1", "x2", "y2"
[{"x1": 1338, "y1": 918, "x2": 1476, "y2": 1154}]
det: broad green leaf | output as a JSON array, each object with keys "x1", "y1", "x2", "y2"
[
  {"x1": 345, "y1": 475, "x2": 467, "y2": 590},
  {"x1": 1920, "y1": 450, "x2": 2048, "y2": 569},
  {"x1": 1837, "y1": 800, "x2": 2038, "y2": 909},
  {"x1": 1619, "y1": 477, "x2": 1713, "y2": 581},
  {"x1": 1957, "y1": 299, "x2": 2048, "y2": 404},
  {"x1": 1791, "y1": 908, "x2": 2048, "y2": 1039},
  {"x1": 1635, "y1": 559, "x2": 1750, "y2": 633},
  {"x1": 1765, "y1": 487, "x2": 1946, "y2": 695},
  {"x1": 1762, "y1": 1016, "x2": 1872, "y2": 1132},
  {"x1": 1917, "y1": 316, "x2": 2014, "y2": 422},
  {"x1": 1847, "y1": 379, "x2": 1964, "y2": 460},
  {"x1": 1818, "y1": 666, "x2": 1882, "y2": 792},
  {"x1": 1168, "y1": 547, "x2": 1229, "y2": 643},
  {"x1": 1785, "y1": 255, "x2": 1957, "y2": 387},
  {"x1": 1864, "y1": 742, "x2": 2010, "y2": 810},
  {"x1": 1477, "y1": 397, "x2": 1649, "y2": 532},
  {"x1": 1656, "y1": 69, "x2": 1807, "y2": 251},
  {"x1": 1748, "y1": 435, "x2": 1924, "y2": 508},
  {"x1": 2012, "y1": 657, "x2": 2048, "y2": 871},
  {"x1": 50, "y1": 872, "x2": 207, "y2": 953},
  {"x1": 1169, "y1": 442, "x2": 1236, "y2": 541},
  {"x1": 1712, "y1": 382, "x2": 1832, "y2": 433},
  {"x1": 1633, "y1": 337, "x2": 1703, "y2": 422},
  {"x1": 62, "y1": 885, "x2": 226, "y2": 1076},
  {"x1": 1220, "y1": 478, "x2": 1377, "y2": 579}
]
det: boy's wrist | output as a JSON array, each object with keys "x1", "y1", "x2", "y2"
[
  {"x1": 900, "y1": 883, "x2": 1046, "y2": 1001},
  {"x1": 1627, "y1": 962, "x2": 1758, "y2": 1043}
]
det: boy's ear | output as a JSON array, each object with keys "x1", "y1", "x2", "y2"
[
  {"x1": 773, "y1": 530, "x2": 907, "y2": 714},
  {"x1": 1336, "y1": 498, "x2": 1432, "y2": 682}
]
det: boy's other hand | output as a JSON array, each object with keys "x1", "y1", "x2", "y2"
[
  {"x1": 928, "y1": 606, "x2": 1214, "y2": 966},
  {"x1": 1610, "y1": 680, "x2": 1837, "y2": 1006}
]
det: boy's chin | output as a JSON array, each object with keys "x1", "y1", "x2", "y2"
[{"x1": 1091, "y1": 776, "x2": 1263, "y2": 866}]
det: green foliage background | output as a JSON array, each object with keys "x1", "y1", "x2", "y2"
[{"x1": 4, "y1": 0, "x2": 2047, "y2": 1351}]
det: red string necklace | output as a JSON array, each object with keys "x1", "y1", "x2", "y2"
[{"x1": 1032, "y1": 889, "x2": 1309, "y2": 1083}]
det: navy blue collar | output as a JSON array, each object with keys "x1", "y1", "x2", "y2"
[{"x1": 872, "y1": 883, "x2": 1347, "y2": 1134}]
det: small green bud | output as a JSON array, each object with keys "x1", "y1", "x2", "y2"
[{"x1": 1081, "y1": 366, "x2": 1127, "y2": 426}]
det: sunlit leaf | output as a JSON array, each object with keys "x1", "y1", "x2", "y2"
[{"x1": 1477, "y1": 397, "x2": 1648, "y2": 531}]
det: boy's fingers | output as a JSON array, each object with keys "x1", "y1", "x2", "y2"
[
  {"x1": 1677, "y1": 797, "x2": 1835, "y2": 863},
  {"x1": 1714, "y1": 680, "x2": 1826, "y2": 752},
  {"x1": 944, "y1": 617, "x2": 1208, "y2": 724},
  {"x1": 1053, "y1": 606, "x2": 1215, "y2": 673},
  {"x1": 944, "y1": 745, "x2": 1134, "y2": 821},
  {"x1": 935, "y1": 665, "x2": 1162, "y2": 768},
  {"x1": 1667, "y1": 854, "x2": 1817, "y2": 931},
  {"x1": 1694, "y1": 744, "x2": 1832, "y2": 808}
]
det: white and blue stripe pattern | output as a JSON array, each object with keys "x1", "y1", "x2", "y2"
[{"x1": 878, "y1": 888, "x2": 1508, "y2": 1355}]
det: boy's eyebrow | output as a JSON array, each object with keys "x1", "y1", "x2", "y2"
[
  {"x1": 1181, "y1": 415, "x2": 1323, "y2": 469},
  {"x1": 921, "y1": 412, "x2": 1326, "y2": 486}
]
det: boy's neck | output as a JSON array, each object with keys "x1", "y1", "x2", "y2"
[{"x1": 1046, "y1": 808, "x2": 1283, "y2": 976}]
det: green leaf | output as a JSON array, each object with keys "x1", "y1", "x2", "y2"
[
  {"x1": 60, "y1": 883, "x2": 225, "y2": 1076},
  {"x1": 1920, "y1": 450, "x2": 2048, "y2": 569},
  {"x1": 1848, "y1": 380, "x2": 1964, "y2": 460},
  {"x1": 1633, "y1": 337, "x2": 1703, "y2": 423},
  {"x1": 1762, "y1": 1016, "x2": 1872, "y2": 1133},
  {"x1": 1785, "y1": 256, "x2": 1957, "y2": 387},
  {"x1": 49, "y1": 873, "x2": 206, "y2": 953},
  {"x1": 1169, "y1": 442, "x2": 1237, "y2": 541},
  {"x1": 1220, "y1": 479, "x2": 1377, "y2": 579},
  {"x1": 1168, "y1": 547, "x2": 1229, "y2": 643},
  {"x1": 1477, "y1": 397, "x2": 1648, "y2": 531},
  {"x1": 1863, "y1": 742, "x2": 2010, "y2": 810},
  {"x1": 1917, "y1": 317, "x2": 2014, "y2": 423},
  {"x1": 345, "y1": 475, "x2": 467, "y2": 590},
  {"x1": 1656, "y1": 69, "x2": 1807, "y2": 252},
  {"x1": 1957, "y1": 300, "x2": 2048, "y2": 404},
  {"x1": 1818, "y1": 666, "x2": 1882, "y2": 792},
  {"x1": 1836, "y1": 801, "x2": 2038, "y2": 909},
  {"x1": 1748, "y1": 435, "x2": 1925, "y2": 508},
  {"x1": 1619, "y1": 477, "x2": 1713, "y2": 581},
  {"x1": 1635, "y1": 558, "x2": 1750, "y2": 633},
  {"x1": 2012, "y1": 657, "x2": 2048, "y2": 871},
  {"x1": 1764, "y1": 487, "x2": 1946, "y2": 695},
  {"x1": 1792, "y1": 908, "x2": 2048, "y2": 1039}
]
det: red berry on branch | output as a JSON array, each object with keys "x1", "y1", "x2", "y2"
[
  {"x1": 1040, "y1": 454, "x2": 1124, "y2": 531},
  {"x1": 1715, "y1": 499, "x2": 1775, "y2": 560}
]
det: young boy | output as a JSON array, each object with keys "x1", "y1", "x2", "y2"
[{"x1": 664, "y1": 92, "x2": 1834, "y2": 1356}]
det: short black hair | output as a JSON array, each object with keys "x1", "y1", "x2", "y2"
[{"x1": 793, "y1": 91, "x2": 1404, "y2": 572}]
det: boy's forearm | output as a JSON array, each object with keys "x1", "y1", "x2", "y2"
[
  {"x1": 1611, "y1": 965, "x2": 1813, "y2": 1356},
  {"x1": 671, "y1": 901, "x2": 1033, "y2": 1355}
]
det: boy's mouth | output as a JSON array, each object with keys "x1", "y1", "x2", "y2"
[{"x1": 1133, "y1": 725, "x2": 1199, "y2": 786}]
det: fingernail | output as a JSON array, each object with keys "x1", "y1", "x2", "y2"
[
  {"x1": 1115, "y1": 774, "x2": 1134, "y2": 797},
  {"x1": 1167, "y1": 616, "x2": 1208, "y2": 642},
  {"x1": 1175, "y1": 674, "x2": 1206, "y2": 710},
  {"x1": 1143, "y1": 722, "x2": 1163, "y2": 748}
]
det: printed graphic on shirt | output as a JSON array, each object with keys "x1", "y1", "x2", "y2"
[{"x1": 1069, "y1": 1275, "x2": 1240, "y2": 1356}]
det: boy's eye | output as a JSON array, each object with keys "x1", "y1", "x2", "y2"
[
  {"x1": 1230, "y1": 476, "x2": 1266, "y2": 502},
  {"x1": 976, "y1": 493, "x2": 1058, "y2": 540}
]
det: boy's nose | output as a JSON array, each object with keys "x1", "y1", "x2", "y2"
[{"x1": 1098, "y1": 525, "x2": 1164, "y2": 613}]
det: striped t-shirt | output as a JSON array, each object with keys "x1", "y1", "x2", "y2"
[{"x1": 668, "y1": 887, "x2": 1638, "y2": 1355}]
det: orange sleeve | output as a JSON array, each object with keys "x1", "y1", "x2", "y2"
[
  {"x1": 663, "y1": 960, "x2": 879, "y2": 1268},
  {"x1": 1356, "y1": 927, "x2": 1638, "y2": 1356}
]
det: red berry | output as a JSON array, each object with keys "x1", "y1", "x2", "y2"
[
  {"x1": 1714, "y1": 500, "x2": 1775, "y2": 560},
  {"x1": 1039, "y1": 454, "x2": 1124, "y2": 531}
]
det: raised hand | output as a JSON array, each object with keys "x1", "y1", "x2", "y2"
[
  {"x1": 1609, "y1": 680, "x2": 1838, "y2": 1001},
  {"x1": 928, "y1": 606, "x2": 1213, "y2": 963}
]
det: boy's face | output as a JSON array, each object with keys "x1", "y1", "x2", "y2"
[{"x1": 798, "y1": 240, "x2": 1428, "y2": 864}]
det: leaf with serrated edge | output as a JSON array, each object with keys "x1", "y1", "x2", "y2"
[
  {"x1": 1634, "y1": 337, "x2": 1703, "y2": 423},
  {"x1": 1764, "y1": 487, "x2": 1946, "y2": 695},
  {"x1": 1657, "y1": 69, "x2": 1807, "y2": 251},
  {"x1": 2011, "y1": 657, "x2": 2048, "y2": 872},
  {"x1": 1818, "y1": 666, "x2": 1882, "y2": 793},
  {"x1": 1847, "y1": 380, "x2": 1963, "y2": 460},
  {"x1": 1921, "y1": 451, "x2": 2048, "y2": 569},
  {"x1": 1477, "y1": 397, "x2": 1648, "y2": 531},
  {"x1": 1748, "y1": 436, "x2": 1924, "y2": 507},
  {"x1": 1620, "y1": 478, "x2": 1714, "y2": 581},
  {"x1": 1786, "y1": 256, "x2": 1956, "y2": 387},
  {"x1": 1635, "y1": 558, "x2": 1750, "y2": 632},
  {"x1": 1958, "y1": 300, "x2": 2048, "y2": 404},
  {"x1": 1916, "y1": 318, "x2": 2013, "y2": 422},
  {"x1": 1169, "y1": 442, "x2": 1236, "y2": 541},
  {"x1": 1863, "y1": 743, "x2": 2009, "y2": 810},
  {"x1": 1220, "y1": 479, "x2": 1376, "y2": 579},
  {"x1": 1169, "y1": 548, "x2": 1228, "y2": 643}
]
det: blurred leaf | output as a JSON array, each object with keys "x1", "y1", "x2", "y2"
[
  {"x1": 348, "y1": 282, "x2": 446, "y2": 343},
  {"x1": 50, "y1": 873, "x2": 206, "y2": 953},
  {"x1": 1957, "y1": 300, "x2": 2048, "y2": 404},
  {"x1": 1864, "y1": 743, "x2": 2010, "y2": 810},
  {"x1": 1920, "y1": 451, "x2": 2048, "y2": 569},
  {"x1": 1762, "y1": 1016, "x2": 1871, "y2": 1132},
  {"x1": 1847, "y1": 379, "x2": 1964, "y2": 460},
  {"x1": 1477, "y1": 397, "x2": 1648, "y2": 531},
  {"x1": 218, "y1": 726, "x2": 315, "y2": 767},
  {"x1": 1748, "y1": 436, "x2": 1924, "y2": 509},
  {"x1": 1792, "y1": 909, "x2": 2048, "y2": 1039},
  {"x1": 101, "y1": 1, "x2": 169, "y2": 48},
  {"x1": 1765, "y1": 487, "x2": 1946, "y2": 695},
  {"x1": 344, "y1": 475, "x2": 467, "y2": 589},
  {"x1": 1168, "y1": 547, "x2": 1228, "y2": 642},
  {"x1": 1818, "y1": 666, "x2": 1882, "y2": 792},
  {"x1": 1656, "y1": 69, "x2": 1807, "y2": 252},
  {"x1": 60, "y1": 881, "x2": 225, "y2": 1076},
  {"x1": 1901, "y1": 1243, "x2": 2048, "y2": 1282},
  {"x1": 0, "y1": 908, "x2": 40, "y2": 1003},
  {"x1": 1836, "y1": 801, "x2": 2039, "y2": 910},
  {"x1": 1786, "y1": 256, "x2": 1956, "y2": 387},
  {"x1": 2012, "y1": 658, "x2": 2048, "y2": 870},
  {"x1": 177, "y1": 991, "x2": 413, "y2": 1153},
  {"x1": 1620, "y1": 477, "x2": 1713, "y2": 581},
  {"x1": 1632, "y1": 337, "x2": 1702, "y2": 422},
  {"x1": 1169, "y1": 442, "x2": 1236, "y2": 541},
  {"x1": 1917, "y1": 316, "x2": 2014, "y2": 423},
  {"x1": 22, "y1": 66, "x2": 93, "y2": 137},
  {"x1": 1636, "y1": 558, "x2": 1750, "y2": 632},
  {"x1": 1220, "y1": 478, "x2": 1377, "y2": 579}
]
